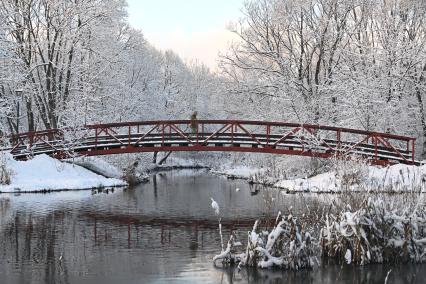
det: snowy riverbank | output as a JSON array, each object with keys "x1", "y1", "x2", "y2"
[
  {"x1": 2, "y1": 151, "x2": 425, "y2": 194},
  {"x1": 275, "y1": 163, "x2": 426, "y2": 193},
  {"x1": 214, "y1": 162, "x2": 426, "y2": 193},
  {"x1": 0, "y1": 154, "x2": 127, "y2": 193}
]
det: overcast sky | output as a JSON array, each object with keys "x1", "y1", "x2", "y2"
[{"x1": 126, "y1": 0, "x2": 245, "y2": 69}]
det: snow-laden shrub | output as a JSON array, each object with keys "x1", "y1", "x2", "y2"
[
  {"x1": 213, "y1": 193, "x2": 426, "y2": 271},
  {"x1": 122, "y1": 157, "x2": 149, "y2": 185},
  {"x1": 321, "y1": 197, "x2": 426, "y2": 265},
  {"x1": 213, "y1": 214, "x2": 318, "y2": 270},
  {"x1": 249, "y1": 171, "x2": 277, "y2": 186},
  {"x1": 332, "y1": 155, "x2": 369, "y2": 190}
]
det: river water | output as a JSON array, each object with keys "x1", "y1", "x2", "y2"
[{"x1": 0, "y1": 169, "x2": 424, "y2": 284}]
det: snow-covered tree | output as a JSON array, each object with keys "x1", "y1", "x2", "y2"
[
  {"x1": 0, "y1": 0, "x2": 130, "y2": 131},
  {"x1": 220, "y1": 0, "x2": 426, "y2": 158}
]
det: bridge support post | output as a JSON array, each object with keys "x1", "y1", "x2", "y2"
[
  {"x1": 161, "y1": 123, "x2": 165, "y2": 146},
  {"x1": 266, "y1": 124, "x2": 270, "y2": 146},
  {"x1": 337, "y1": 130, "x2": 341, "y2": 148},
  {"x1": 232, "y1": 123, "x2": 234, "y2": 144},
  {"x1": 29, "y1": 133, "x2": 33, "y2": 148},
  {"x1": 196, "y1": 122, "x2": 199, "y2": 145},
  {"x1": 374, "y1": 135, "x2": 378, "y2": 164},
  {"x1": 95, "y1": 128, "x2": 98, "y2": 151},
  {"x1": 412, "y1": 138, "x2": 416, "y2": 164}
]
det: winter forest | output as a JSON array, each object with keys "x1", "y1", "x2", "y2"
[
  {"x1": 1, "y1": 0, "x2": 426, "y2": 283},
  {"x1": 0, "y1": 0, "x2": 425, "y2": 158}
]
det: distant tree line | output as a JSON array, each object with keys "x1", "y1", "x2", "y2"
[
  {"x1": 0, "y1": 0, "x2": 425, "y2": 158},
  {"x1": 0, "y1": 0, "x2": 226, "y2": 136}
]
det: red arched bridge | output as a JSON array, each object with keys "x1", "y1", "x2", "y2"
[{"x1": 7, "y1": 120, "x2": 419, "y2": 166}]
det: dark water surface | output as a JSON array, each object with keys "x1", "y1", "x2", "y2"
[{"x1": 0, "y1": 170, "x2": 424, "y2": 284}]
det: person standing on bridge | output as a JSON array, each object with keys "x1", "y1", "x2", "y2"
[{"x1": 190, "y1": 111, "x2": 198, "y2": 134}]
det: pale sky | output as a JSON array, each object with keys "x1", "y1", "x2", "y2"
[{"x1": 126, "y1": 0, "x2": 245, "y2": 69}]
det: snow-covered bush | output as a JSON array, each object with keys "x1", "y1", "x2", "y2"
[
  {"x1": 321, "y1": 197, "x2": 426, "y2": 265},
  {"x1": 249, "y1": 171, "x2": 277, "y2": 186},
  {"x1": 213, "y1": 214, "x2": 318, "y2": 270},
  {"x1": 123, "y1": 157, "x2": 149, "y2": 185},
  {"x1": 332, "y1": 155, "x2": 369, "y2": 190},
  {"x1": 214, "y1": 192, "x2": 426, "y2": 271}
]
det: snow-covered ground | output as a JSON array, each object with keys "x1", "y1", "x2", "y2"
[
  {"x1": 67, "y1": 156, "x2": 123, "y2": 178},
  {"x1": 212, "y1": 159, "x2": 426, "y2": 193},
  {"x1": 275, "y1": 171, "x2": 337, "y2": 193},
  {"x1": 0, "y1": 154, "x2": 126, "y2": 193},
  {"x1": 274, "y1": 164, "x2": 426, "y2": 192}
]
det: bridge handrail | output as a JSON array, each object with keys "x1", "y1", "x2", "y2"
[{"x1": 8, "y1": 120, "x2": 416, "y2": 142}]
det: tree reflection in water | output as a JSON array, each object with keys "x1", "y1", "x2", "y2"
[{"x1": 0, "y1": 171, "x2": 424, "y2": 283}]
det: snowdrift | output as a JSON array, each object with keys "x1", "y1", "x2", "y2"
[
  {"x1": 67, "y1": 156, "x2": 123, "y2": 179},
  {"x1": 0, "y1": 154, "x2": 126, "y2": 193},
  {"x1": 274, "y1": 163, "x2": 426, "y2": 193}
]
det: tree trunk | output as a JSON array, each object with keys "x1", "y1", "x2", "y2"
[
  {"x1": 26, "y1": 98, "x2": 35, "y2": 132},
  {"x1": 416, "y1": 88, "x2": 426, "y2": 158},
  {"x1": 152, "y1": 152, "x2": 158, "y2": 164},
  {"x1": 158, "y1": 152, "x2": 173, "y2": 165},
  {"x1": 415, "y1": 63, "x2": 426, "y2": 159}
]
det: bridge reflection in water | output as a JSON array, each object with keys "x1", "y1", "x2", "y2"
[{"x1": 0, "y1": 171, "x2": 424, "y2": 283}]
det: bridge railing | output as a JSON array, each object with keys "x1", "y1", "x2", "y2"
[{"x1": 7, "y1": 120, "x2": 417, "y2": 165}]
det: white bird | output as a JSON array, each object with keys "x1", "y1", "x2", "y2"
[
  {"x1": 235, "y1": 188, "x2": 240, "y2": 192},
  {"x1": 210, "y1": 198, "x2": 220, "y2": 215}
]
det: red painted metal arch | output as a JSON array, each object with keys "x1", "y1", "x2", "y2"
[{"x1": 7, "y1": 120, "x2": 419, "y2": 166}]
